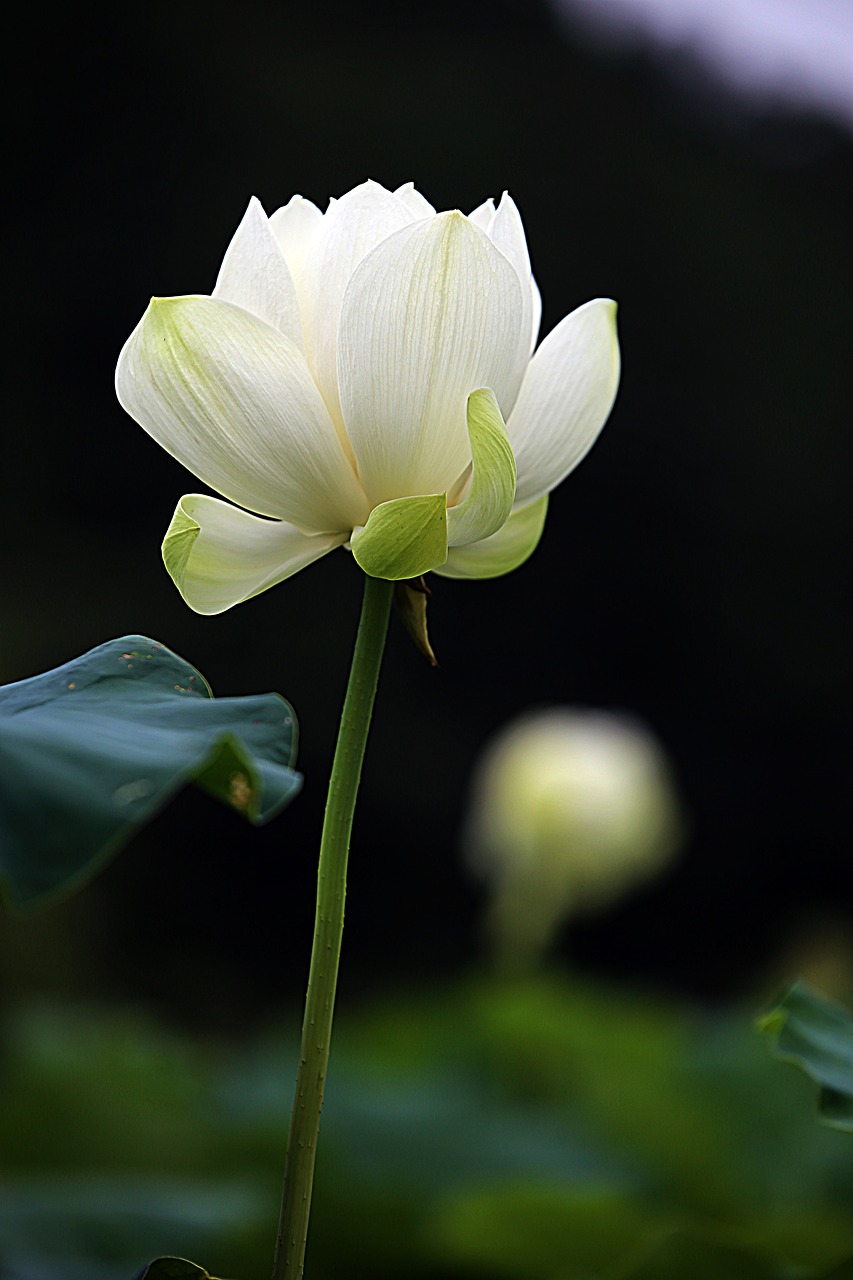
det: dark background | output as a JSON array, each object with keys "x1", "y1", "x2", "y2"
[{"x1": 3, "y1": 0, "x2": 851, "y2": 1028}]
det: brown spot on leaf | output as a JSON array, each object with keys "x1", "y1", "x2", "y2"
[{"x1": 229, "y1": 772, "x2": 253, "y2": 811}]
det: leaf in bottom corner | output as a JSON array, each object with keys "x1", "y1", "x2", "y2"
[
  {"x1": 132, "y1": 1258, "x2": 229, "y2": 1280},
  {"x1": 759, "y1": 982, "x2": 853, "y2": 1132}
]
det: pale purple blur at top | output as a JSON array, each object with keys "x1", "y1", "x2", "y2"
[{"x1": 550, "y1": 0, "x2": 853, "y2": 132}]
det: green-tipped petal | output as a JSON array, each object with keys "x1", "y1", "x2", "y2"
[
  {"x1": 447, "y1": 389, "x2": 516, "y2": 547},
  {"x1": 351, "y1": 493, "x2": 447, "y2": 580},
  {"x1": 116, "y1": 295, "x2": 369, "y2": 533},
  {"x1": 434, "y1": 496, "x2": 547, "y2": 580},
  {"x1": 162, "y1": 501, "x2": 201, "y2": 590},
  {"x1": 163, "y1": 495, "x2": 346, "y2": 615}
]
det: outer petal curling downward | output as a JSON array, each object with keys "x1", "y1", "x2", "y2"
[
  {"x1": 446, "y1": 388, "x2": 516, "y2": 548},
  {"x1": 163, "y1": 495, "x2": 346, "y2": 615},
  {"x1": 435, "y1": 496, "x2": 548, "y2": 580},
  {"x1": 350, "y1": 493, "x2": 447, "y2": 580}
]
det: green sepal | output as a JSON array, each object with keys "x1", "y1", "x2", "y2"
[
  {"x1": 447, "y1": 388, "x2": 516, "y2": 547},
  {"x1": 393, "y1": 578, "x2": 438, "y2": 666},
  {"x1": 162, "y1": 498, "x2": 201, "y2": 593},
  {"x1": 351, "y1": 492, "x2": 447, "y2": 580},
  {"x1": 436, "y1": 495, "x2": 548, "y2": 580},
  {"x1": 759, "y1": 981, "x2": 853, "y2": 1132}
]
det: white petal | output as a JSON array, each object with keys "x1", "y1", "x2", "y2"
[
  {"x1": 393, "y1": 182, "x2": 436, "y2": 217},
  {"x1": 435, "y1": 495, "x2": 548, "y2": 580},
  {"x1": 212, "y1": 197, "x2": 303, "y2": 350},
  {"x1": 509, "y1": 299, "x2": 620, "y2": 508},
  {"x1": 467, "y1": 198, "x2": 496, "y2": 230},
  {"x1": 338, "y1": 212, "x2": 527, "y2": 507},
  {"x1": 530, "y1": 275, "x2": 542, "y2": 354},
  {"x1": 298, "y1": 180, "x2": 417, "y2": 432},
  {"x1": 268, "y1": 194, "x2": 323, "y2": 282},
  {"x1": 116, "y1": 295, "x2": 369, "y2": 532},
  {"x1": 469, "y1": 193, "x2": 541, "y2": 353},
  {"x1": 487, "y1": 193, "x2": 540, "y2": 373},
  {"x1": 163, "y1": 494, "x2": 345, "y2": 615}
]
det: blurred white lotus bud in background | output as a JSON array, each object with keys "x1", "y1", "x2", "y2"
[{"x1": 463, "y1": 708, "x2": 684, "y2": 969}]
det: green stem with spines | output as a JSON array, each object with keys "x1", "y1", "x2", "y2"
[{"x1": 272, "y1": 573, "x2": 394, "y2": 1280}]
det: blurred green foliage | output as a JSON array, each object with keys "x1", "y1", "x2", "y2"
[{"x1": 1, "y1": 973, "x2": 850, "y2": 1279}]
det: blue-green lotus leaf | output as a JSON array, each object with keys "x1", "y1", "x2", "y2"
[
  {"x1": 0, "y1": 635, "x2": 301, "y2": 912},
  {"x1": 132, "y1": 1259, "x2": 227, "y2": 1280},
  {"x1": 759, "y1": 982, "x2": 853, "y2": 1132}
]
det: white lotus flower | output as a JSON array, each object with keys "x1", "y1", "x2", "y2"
[{"x1": 116, "y1": 180, "x2": 620, "y2": 614}]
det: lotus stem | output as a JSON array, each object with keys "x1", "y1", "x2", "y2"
[{"x1": 272, "y1": 573, "x2": 394, "y2": 1279}]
